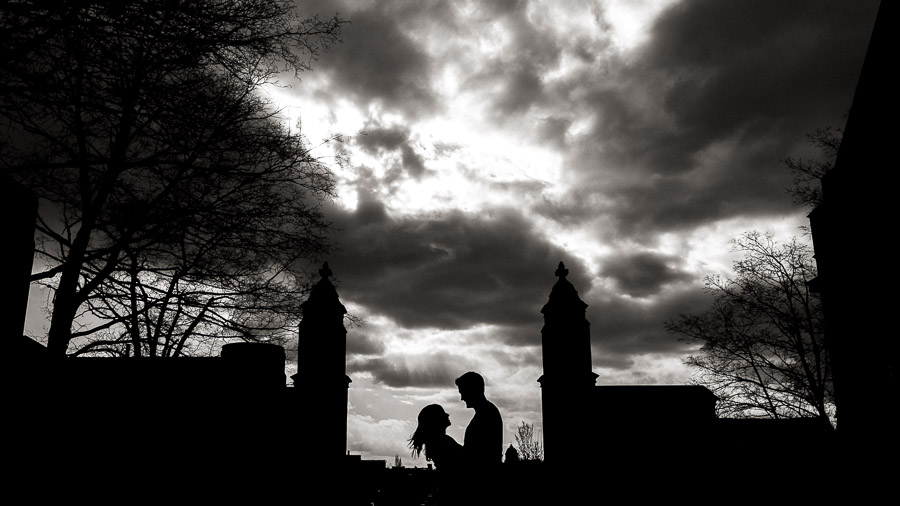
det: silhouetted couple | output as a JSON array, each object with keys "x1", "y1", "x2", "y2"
[{"x1": 408, "y1": 371, "x2": 502, "y2": 505}]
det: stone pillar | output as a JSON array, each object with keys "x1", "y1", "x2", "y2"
[
  {"x1": 291, "y1": 262, "x2": 351, "y2": 469},
  {"x1": 538, "y1": 262, "x2": 598, "y2": 470}
]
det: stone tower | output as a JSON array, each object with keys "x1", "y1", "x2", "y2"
[
  {"x1": 537, "y1": 262, "x2": 598, "y2": 468},
  {"x1": 292, "y1": 262, "x2": 351, "y2": 468}
]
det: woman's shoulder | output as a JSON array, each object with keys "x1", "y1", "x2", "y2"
[
  {"x1": 429, "y1": 435, "x2": 463, "y2": 461},
  {"x1": 430, "y1": 435, "x2": 464, "y2": 472},
  {"x1": 434, "y1": 434, "x2": 462, "y2": 451},
  {"x1": 439, "y1": 434, "x2": 462, "y2": 450}
]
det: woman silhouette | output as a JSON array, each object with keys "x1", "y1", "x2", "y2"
[
  {"x1": 408, "y1": 404, "x2": 464, "y2": 504},
  {"x1": 408, "y1": 404, "x2": 463, "y2": 469}
]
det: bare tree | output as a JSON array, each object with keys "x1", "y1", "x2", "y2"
[
  {"x1": 783, "y1": 126, "x2": 842, "y2": 210},
  {"x1": 666, "y1": 232, "x2": 833, "y2": 424},
  {"x1": 514, "y1": 421, "x2": 543, "y2": 461},
  {"x1": 1, "y1": 1, "x2": 346, "y2": 356}
]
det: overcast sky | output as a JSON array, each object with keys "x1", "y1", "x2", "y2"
[{"x1": 267, "y1": 0, "x2": 879, "y2": 465}]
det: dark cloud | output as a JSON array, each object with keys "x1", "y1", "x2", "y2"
[
  {"x1": 348, "y1": 351, "x2": 476, "y2": 388},
  {"x1": 347, "y1": 330, "x2": 386, "y2": 357},
  {"x1": 485, "y1": 344, "x2": 541, "y2": 370},
  {"x1": 541, "y1": 0, "x2": 879, "y2": 239},
  {"x1": 356, "y1": 124, "x2": 409, "y2": 153},
  {"x1": 486, "y1": 63, "x2": 546, "y2": 117},
  {"x1": 585, "y1": 284, "x2": 713, "y2": 367},
  {"x1": 481, "y1": 0, "x2": 524, "y2": 17},
  {"x1": 601, "y1": 251, "x2": 693, "y2": 298},
  {"x1": 462, "y1": 2, "x2": 565, "y2": 120},
  {"x1": 355, "y1": 121, "x2": 427, "y2": 179},
  {"x1": 301, "y1": 2, "x2": 438, "y2": 117},
  {"x1": 323, "y1": 198, "x2": 591, "y2": 339},
  {"x1": 634, "y1": 0, "x2": 876, "y2": 168},
  {"x1": 535, "y1": 115, "x2": 573, "y2": 149},
  {"x1": 531, "y1": 187, "x2": 610, "y2": 228},
  {"x1": 611, "y1": 148, "x2": 791, "y2": 234},
  {"x1": 593, "y1": 354, "x2": 634, "y2": 371},
  {"x1": 399, "y1": 145, "x2": 426, "y2": 178},
  {"x1": 483, "y1": 322, "x2": 545, "y2": 348}
]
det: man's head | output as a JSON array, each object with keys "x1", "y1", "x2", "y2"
[{"x1": 455, "y1": 371, "x2": 486, "y2": 408}]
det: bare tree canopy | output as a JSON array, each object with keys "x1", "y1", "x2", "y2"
[
  {"x1": 514, "y1": 421, "x2": 543, "y2": 461},
  {"x1": 667, "y1": 232, "x2": 833, "y2": 424},
  {"x1": 1, "y1": 1, "x2": 347, "y2": 357}
]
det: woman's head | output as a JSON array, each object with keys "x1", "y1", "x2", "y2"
[
  {"x1": 408, "y1": 404, "x2": 451, "y2": 458},
  {"x1": 418, "y1": 404, "x2": 451, "y2": 430}
]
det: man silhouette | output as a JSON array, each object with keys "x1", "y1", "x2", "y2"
[{"x1": 455, "y1": 371, "x2": 502, "y2": 469}]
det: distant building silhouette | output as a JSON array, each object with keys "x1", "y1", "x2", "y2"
[{"x1": 504, "y1": 444, "x2": 519, "y2": 464}]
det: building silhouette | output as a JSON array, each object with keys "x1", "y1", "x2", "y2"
[
  {"x1": 6, "y1": 248, "x2": 354, "y2": 500},
  {"x1": 807, "y1": 0, "x2": 896, "y2": 444},
  {"x1": 535, "y1": 262, "x2": 832, "y2": 499}
]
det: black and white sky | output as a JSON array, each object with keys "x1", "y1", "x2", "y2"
[{"x1": 265, "y1": 0, "x2": 879, "y2": 464}]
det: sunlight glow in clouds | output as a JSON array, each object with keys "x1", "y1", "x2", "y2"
[
  {"x1": 604, "y1": 0, "x2": 680, "y2": 51},
  {"x1": 261, "y1": 0, "x2": 876, "y2": 466}
]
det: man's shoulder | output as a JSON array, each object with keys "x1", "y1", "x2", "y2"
[
  {"x1": 485, "y1": 400, "x2": 501, "y2": 419},
  {"x1": 472, "y1": 399, "x2": 501, "y2": 423}
]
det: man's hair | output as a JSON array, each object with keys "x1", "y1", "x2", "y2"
[{"x1": 455, "y1": 371, "x2": 485, "y2": 391}]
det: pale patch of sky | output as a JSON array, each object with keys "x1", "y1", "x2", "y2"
[
  {"x1": 477, "y1": 20, "x2": 513, "y2": 58},
  {"x1": 680, "y1": 214, "x2": 812, "y2": 280},
  {"x1": 525, "y1": 0, "x2": 607, "y2": 46},
  {"x1": 604, "y1": 0, "x2": 680, "y2": 52}
]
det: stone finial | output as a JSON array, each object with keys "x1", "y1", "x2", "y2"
[
  {"x1": 319, "y1": 262, "x2": 333, "y2": 279},
  {"x1": 555, "y1": 261, "x2": 568, "y2": 278}
]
